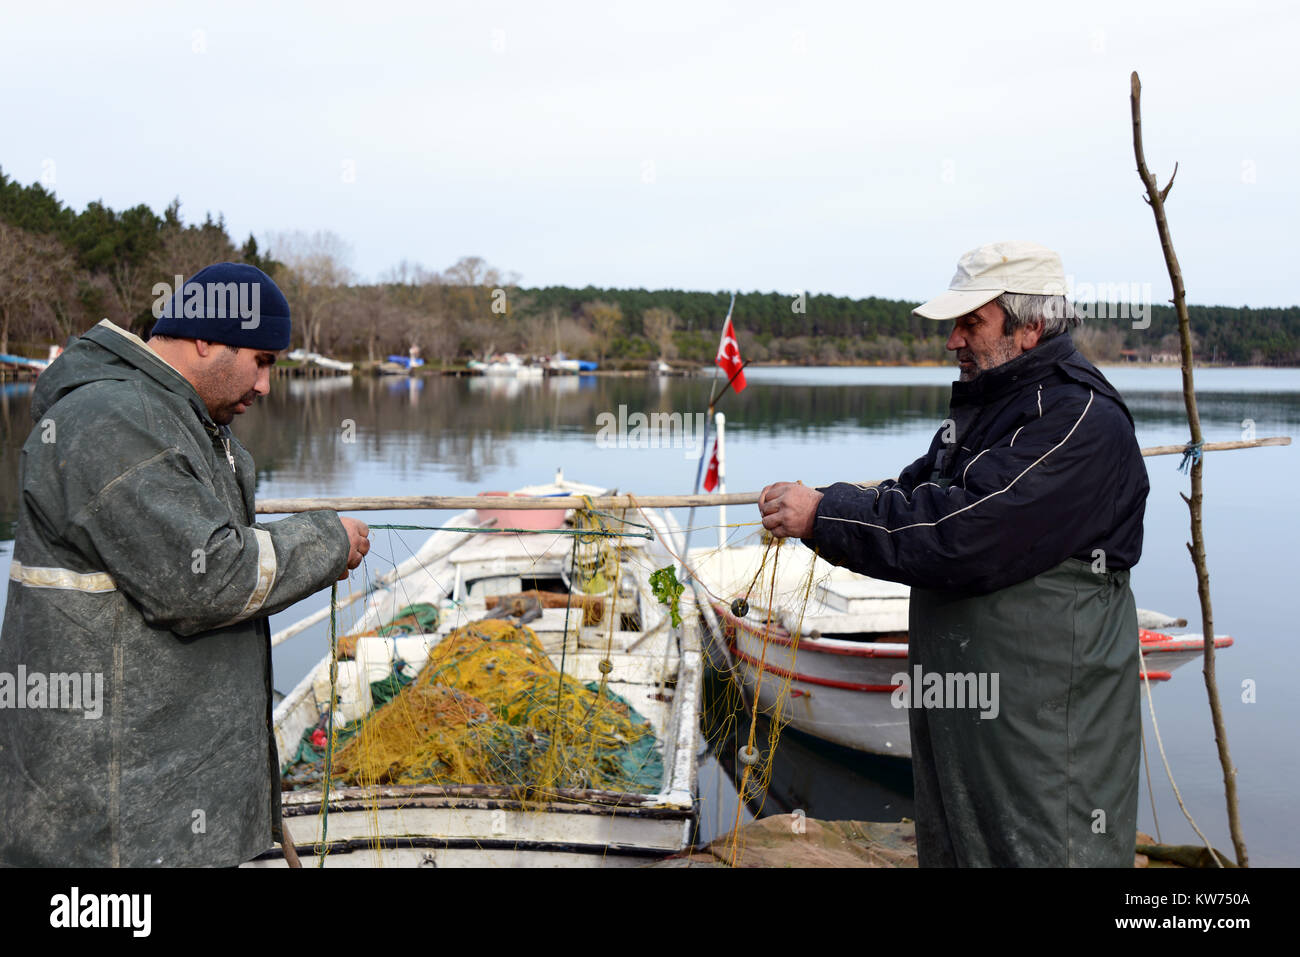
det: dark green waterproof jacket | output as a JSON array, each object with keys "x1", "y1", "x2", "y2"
[{"x1": 0, "y1": 320, "x2": 349, "y2": 866}]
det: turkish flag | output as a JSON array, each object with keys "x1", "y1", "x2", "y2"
[
  {"x1": 703, "y1": 439, "x2": 720, "y2": 492},
  {"x1": 715, "y1": 317, "x2": 746, "y2": 392}
]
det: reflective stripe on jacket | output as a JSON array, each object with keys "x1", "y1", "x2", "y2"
[{"x1": 0, "y1": 320, "x2": 349, "y2": 867}]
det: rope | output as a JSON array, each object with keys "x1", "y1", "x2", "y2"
[
  {"x1": 317, "y1": 581, "x2": 339, "y2": 867},
  {"x1": 546, "y1": 509, "x2": 592, "y2": 779},
  {"x1": 722, "y1": 541, "x2": 822, "y2": 867},
  {"x1": 583, "y1": 508, "x2": 626, "y2": 723},
  {"x1": 1138, "y1": 639, "x2": 1221, "y2": 866},
  {"x1": 553, "y1": 533, "x2": 579, "y2": 717},
  {"x1": 729, "y1": 539, "x2": 782, "y2": 867},
  {"x1": 583, "y1": 509, "x2": 653, "y2": 532},
  {"x1": 740, "y1": 537, "x2": 775, "y2": 608},
  {"x1": 1177, "y1": 440, "x2": 1204, "y2": 473},
  {"x1": 1140, "y1": 720, "x2": 1161, "y2": 843}
]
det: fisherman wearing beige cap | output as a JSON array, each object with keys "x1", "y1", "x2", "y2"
[{"x1": 759, "y1": 241, "x2": 1150, "y2": 867}]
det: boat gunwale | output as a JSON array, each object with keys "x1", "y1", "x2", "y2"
[
  {"x1": 727, "y1": 641, "x2": 901, "y2": 693},
  {"x1": 251, "y1": 835, "x2": 681, "y2": 862},
  {"x1": 719, "y1": 602, "x2": 1232, "y2": 659},
  {"x1": 715, "y1": 600, "x2": 909, "y2": 657},
  {"x1": 280, "y1": 781, "x2": 692, "y2": 813}
]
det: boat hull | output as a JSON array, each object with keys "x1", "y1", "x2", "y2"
[
  {"x1": 693, "y1": 546, "x2": 1233, "y2": 760},
  {"x1": 725, "y1": 614, "x2": 911, "y2": 758}
]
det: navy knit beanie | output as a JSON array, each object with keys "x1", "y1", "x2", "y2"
[{"x1": 150, "y1": 262, "x2": 291, "y2": 351}]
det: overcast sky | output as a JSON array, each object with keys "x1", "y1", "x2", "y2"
[{"x1": 3, "y1": 0, "x2": 1296, "y2": 306}]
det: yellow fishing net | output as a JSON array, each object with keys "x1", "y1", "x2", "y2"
[{"x1": 324, "y1": 619, "x2": 663, "y2": 795}]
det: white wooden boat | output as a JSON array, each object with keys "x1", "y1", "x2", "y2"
[
  {"x1": 248, "y1": 475, "x2": 704, "y2": 867},
  {"x1": 545, "y1": 356, "x2": 598, "y2": 374},
  {"x1": 0, "y1": 351, "x2": 50, "y2": 374},
  {"x1": 484, "y1": 353, "x2": 544, "y2": 377},
  {"x1": 286, "y1": 348, "x2": 355, "y2": 372},
  {"x1": 691, "y1": 539, "x2": 1232, "y2": 760}
]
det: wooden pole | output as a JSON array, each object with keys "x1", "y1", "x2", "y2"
[
  {"x1": 1141, "y1": 436, "x2": 1287, "y2": 457},
  {"x1": 254, "y1": 437, "x2": 1289, "y2": 514},
  {"x1": 716, "y1": 411, "x2": 727, "y2": 550},
  {"x1": 1131, "y1": 70, "x2": 1247, "y2": 867},
  {"x1": 256, "y1": 491, "x2": 765, "y2": 514},
  {"x1": 682, "y1": 292, "x2": 736, "y2": 577},
  {"x1": 279, "y1": 818, "x2": 302, "y2": 869}
]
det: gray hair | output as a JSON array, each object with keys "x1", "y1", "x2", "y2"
[{"x1": 995, "y1": 293, "x2": 1079, "y2": 340}]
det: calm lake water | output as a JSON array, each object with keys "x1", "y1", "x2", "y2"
[{"x1": 2, "y1": 363, "x2": 1297, "y2": 864}]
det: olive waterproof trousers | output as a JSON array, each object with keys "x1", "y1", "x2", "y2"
[{"x1": 907, "y1": 558, "x2": 1141, "y2": 867}]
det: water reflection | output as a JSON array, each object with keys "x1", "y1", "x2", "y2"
[
  {"x1": 700, "y1": 673, "x2": 914, "y2": 842},
  {"x1": 285, "y1": 376, "x2": 353, "y2": 399},
  {"x1": 466, "y1": 375, "x2": 544, "y2": 400},
  {"x1": 1, "y1": 366, "x2": 1298, "y2": 861},
  {"x1": 4, "y1": 371, "x2": 1298, "y2": 538}
]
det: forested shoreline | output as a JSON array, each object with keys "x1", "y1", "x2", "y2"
[{"x1": 3, "y1": 169, "x2": 1297, "y2": 367}]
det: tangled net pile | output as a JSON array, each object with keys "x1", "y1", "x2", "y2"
[{"x1": 286, "y1": 618, "x2": 663, "y2": 796}]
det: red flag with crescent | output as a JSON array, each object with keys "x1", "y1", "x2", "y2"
[
  {"x1": 703, "y1": 438, "x2": 721, "y2": 492},
  {"x1": 715, "y1": 316, "x2": 746, "y2": 392}
]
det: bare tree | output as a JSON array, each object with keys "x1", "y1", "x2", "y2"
[
  {"x1": 342, "y1": 286, "x2": 391, "y2": 363},
  {"x1": 266, "y1": 230, "x2": 354, "y2": 356},
  {"x1": 518, "y1": 315, "x2": 553, "y2": 356},
  {"x1": 150, "y1": 220, "x2": 239, "y2": 280},
  {"x1": 443, "y1": 255, "x2": 519, "y2": 331},
  {"x1": 581, "y1": 300, "x2": 623, "y2": 366},
  {"x1": 406, "y1": 307, "x2": 455, "y2": 366},
  {"x1": 555, "y1": 314, "x2": 597, "y2": 357},
  {"x1": 642, "y1": 307, "x2": 680, "y2": 361},
  {"x1": 457, "y1": 316, "x2": 501, "y2": 360},
  {"x1": 1073, "y1": 324, "x2": 1125, "y2": 363},
  {"x1": 107, "y1": 259, "x2": 156, "y2": 332},
  {"x1": 444, "y1": 256, "x2": 488, "y2": 288},
  {"x1": 380, "y1": 260, "x2": 456, "y2": 364},
  {"x1": 0, "y1": 223, "x2": 77, "y2": 354},
  {"x1": 1131, "y1": 71, "x2": 1246, "y2": 867}
]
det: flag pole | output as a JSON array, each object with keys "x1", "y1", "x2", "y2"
[
  {"x1": 682, "y1": 292, "x2": 736, "y2": 579},
  {"x1": 715, "y1": 411, "x2": 727, "y2": 551}
]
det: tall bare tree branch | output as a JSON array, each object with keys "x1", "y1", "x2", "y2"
[{"x1": 1130, "y1": 70, "x2": 1247, "y2": 867}]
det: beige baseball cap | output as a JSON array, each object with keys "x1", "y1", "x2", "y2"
[{"x1": 913, "y1": 240, "x2": 1067, "y2": 321}]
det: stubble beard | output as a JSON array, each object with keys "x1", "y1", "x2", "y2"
[
  {"x1": 213, "y1": 390, "x2": 259, "y2": 425},
  {"x1": 958, "y1": 335, "x2": 1021, "y2": 382},
  {"x1": 196, "y1": 350, "x2": 257, "y2": 424}
]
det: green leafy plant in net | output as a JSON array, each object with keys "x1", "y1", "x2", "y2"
[{"x1": 649, "y1": 565, "x2": 685, "y2": 628}]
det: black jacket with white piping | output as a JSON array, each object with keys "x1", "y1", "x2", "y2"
[
  {"x1": 808, "y1": 332, "x2": 1151, "y2": 866},
  {"x1": 808, "y1": 332, "x2": 1148, "y2": 596}
]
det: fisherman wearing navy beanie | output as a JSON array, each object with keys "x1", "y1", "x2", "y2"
[
  {"x1": 141, "y1": 261, "x2": 300, "y2": 425},
  {"x1": 3, "y1": 258, "x2": 373, "y2": 868},
  {"x1": 150, "y1": 262, "x2": 292, "y2": 351}
]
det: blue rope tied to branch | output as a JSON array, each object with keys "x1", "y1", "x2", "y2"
[{"x1": 1177, "y1": 440, "x2": 1204, "y2": 473}]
